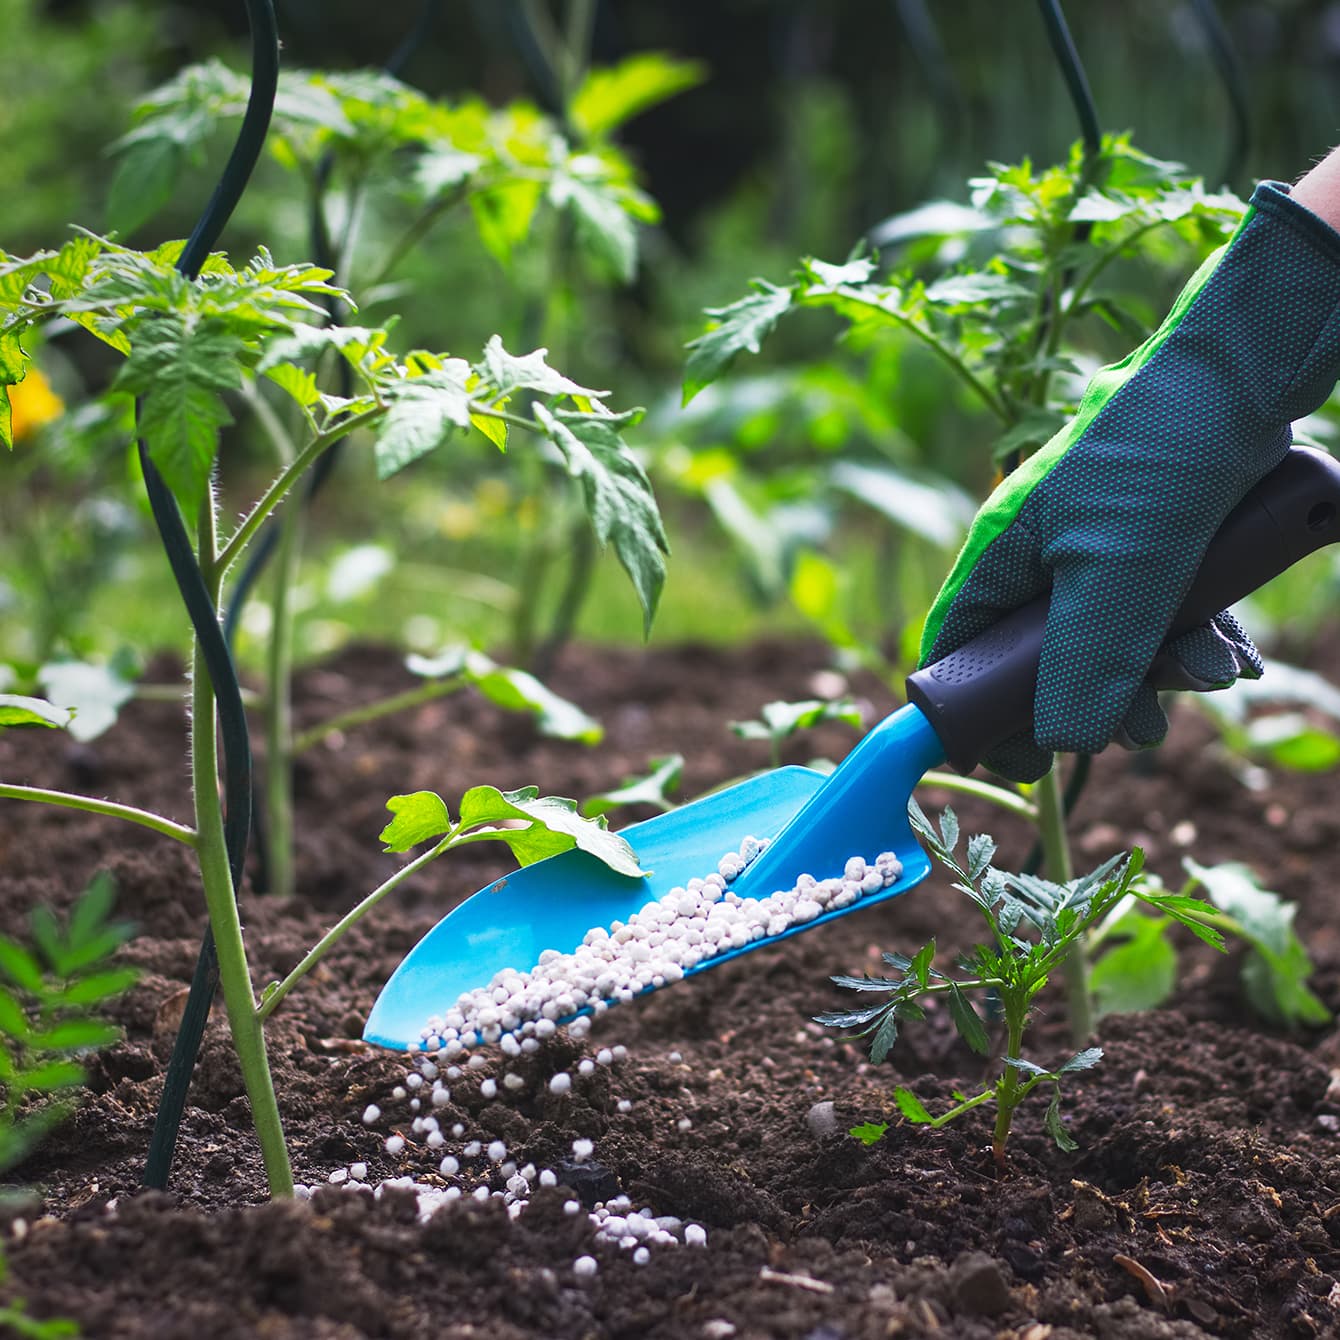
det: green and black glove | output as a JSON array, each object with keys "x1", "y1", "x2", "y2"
[{"x1": 920, "y1": 181, "x2": 1340, "y2": 782}]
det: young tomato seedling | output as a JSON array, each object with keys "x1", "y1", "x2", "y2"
[{"x1": 822, "y1": 802, "x2": 1228, "y2": 1168}]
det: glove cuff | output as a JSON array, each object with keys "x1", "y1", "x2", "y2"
[{"x1": 1251, "y1": 180, "x2": 1340, "y2": 269}]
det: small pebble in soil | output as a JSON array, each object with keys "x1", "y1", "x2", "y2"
[{"x1": 362, "y1": 1105, "x2": 381, "y2": 1125}]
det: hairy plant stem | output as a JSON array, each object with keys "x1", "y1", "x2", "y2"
[
  {"x1": 0, "y1": 784, "x2": 197, "y2": 846},
  {"x1": 256, "y1": 831, "x2": 453, "y2": 1023},
  {"x1": 218, "y1": 407, "x2": 384, "y2": 573},
  {"x1": 918, "y1": 772, "x2": 1038, "y2": 822},
  {"x1": 193, "y1": 494, "x2": 292, "y2": 1197},
  {"x1": 1035, "y1": 761, "x2": 1090, "y2": 1043}
]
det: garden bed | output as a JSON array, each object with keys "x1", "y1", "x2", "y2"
[{"x1": 1, "y1": 638, "x2": 1338, "y2": 1339}]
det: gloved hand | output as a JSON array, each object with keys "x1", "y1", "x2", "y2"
[{"x1": 920, "y1": 181, "x2": 1340, "y2": 782}]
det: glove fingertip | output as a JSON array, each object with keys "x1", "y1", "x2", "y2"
[
  {"x1": 1116, "y1": 684, "x2": 1169, "y2": 749},
  {"x1": 983, "y1": 733, "x2": 1054, "y2": 784}
]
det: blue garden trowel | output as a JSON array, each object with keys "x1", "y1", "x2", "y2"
[{"x1": 366, "y1": 446, "x2": 1340, "y2": 1049}]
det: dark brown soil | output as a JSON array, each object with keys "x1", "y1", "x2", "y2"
[{"x1": 2, "y1": 640, "x2": 1340, "y2": 1339}]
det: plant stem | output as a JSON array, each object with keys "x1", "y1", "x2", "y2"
[
  {"x1": 217, "y1": 408, "x2": 384, "y2": 573},
  {"x1": 292, "y1": 676, "x2": 465, "y2": 755},
  {"x1": 192, "y1": 495, "x2": 293, "y2": 1197},
  {"x1": 992, "y1": 1008, "x2": 1029, "y2": 1168},
  {"x1": 366, "y1": 186, "x2": 468, "y2": 291},
  {"x1": 0, "y1": 783, "x2": 197, "y2": 846},
  {"x1": 560, "y1": 0, "x2": 598, "y2": 109},
  {"x1": 1035, "y1": 761, "x2": 1091, "y2": 1044},
  {"x1": 918, "y1": 772, "x2": 1038, "y2": 821},
  {"x1": 920, "y1": 1085, "x2": 997, "y2": 1127},
  {"x1": 257, "y1": 832, "x2": 453, "y2": 1022},
  {"x1": 532, "y1": 518, "x2": 595, "y2": 677},
  {"x1": 262, "y1": 497, "x2": 303, "y2": 900}
]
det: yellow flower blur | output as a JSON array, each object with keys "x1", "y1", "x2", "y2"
[{"x1": 9, "y1": 367, "x2": 64, "y2": 442}]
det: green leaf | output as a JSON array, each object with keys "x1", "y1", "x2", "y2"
[
  {"x1": 36, "y1": 661, "x2": 135, "y2": 743},
  {"x1": 1184, "y1": 858, "x2": 1330, "y2": 1027},
  {"x1": 893, "y1": 1087, "x2": 933, "y2": 1123},
  {"x1": 374, "y1": 364, "x2": 474, "y2": 479},
  {"x1": 55, "y1": 969, "x2": 139, "y2": 1008},
  {"x1": 937, "y1": 807, "x2": 960, "y2": 855},
  {"x1": 470, "y1": 178, "x2": 545, "y2": 268},
  {"x1": 946, "y1": 983, "x2": 990, "y2": 1055},
  {"x1": 1243, "y1": 712, "x2": 1340, "y2": 772},
  {"x1": 26, "y1": 1019, "x2": 120, "y2": 1051},
  {"x1": 550, "y1": 172, "x2": 640, "y2": 282},
  {"x1": 570, "y1": 53, "x2": 706, "y2": 139},
  {"x1": 0, "y1": 695, "x2": 72, "y2": 732},
  {"x1": 729, "y1": 698, "x2": 864, "y2": 749},
  {"x1": 683, "y1": 280, "x2": 794, "y2": 404},
  {"x1": 457, "y1": 785, "x2": 645, "y2": 879},
  {"x1": 532, "y1": 404, "x2": 667, "y2": 636},
  {"x1": 380, "y1": 791, "x2": 452, "y2": 853},
  {"x1": 0, "y1": 938, "x2": 43, "y2": 994},
  {"x1": 1091, "y1": 911, "x2": 1177, "y2": 1017},
  {"x1": 468, "y1": 659, "x2": 603, "y2": 745},
  {"x1": 0, "y1": 988, "x2": 29, "y2": 1040},
  {"x1": 478, "y1": 337, "x2": 603, "y2": 400},
  {"x1": 992, "y1": 408, "x2": 1069, "y2": 462},
  {"x1": 830, "y1": 972, "x2": 904, "y2": 992},
  {"x1": 0, "y1": 328, "x2": 26, "y2": 449},
  {"x1": 924, "y1": 272, "x2": 1032, "y2": 305},
  {"x1": 264, "y1": 362, "x2": 321, "y2": 413},
  {"x1": 1004, "y1": 1056, "x2": 1054, "y2": 1079},
  {"x1": 113, "y1": 314, "x2": 244, "y2": 516},
  {"x1": 849, "y1": 1120, "x2": 888, "y2": 1147},
  {"x1": 16, "y1": 1060, "x2": 85, "y2": 1094},
  {"x1": 828, "y1": 460, "x2": 975, "y2": 550},
  {"x1": 909, "y1": 940, "x2": 936, "y2": 988},
  {"x1": 581, "y1": 755, "x2": 683, "y2": 817},
  {"x1": 1044, "y1": 1087, "x2": 1077, "y2": 1153},
  {"x1": 965, "y1": 833, "x2": 996, "y2": 882},
  {"x1": 1060, "y1": 1047, "x2": 1103, "y2": 1073},
  {"x1": 868, "y1": 1009, "x2": 899, "y2": 1065},
  {"x1": 68, "y1": 873, "x2": 119, "y2": 953},
  {"x1": 803, "y1": 256, "x2": 878, "y2": 288},
  {"x1": 813, "y1": 1002, "x2": 890, "y2": 1029},
  {"x1": 107, "y1": 138, "x2": 182, "y2": 235}
]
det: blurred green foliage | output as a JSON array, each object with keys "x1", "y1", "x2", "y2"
[{"x1": 2, "y1": 1, "x2": 1340, "y2": 683}]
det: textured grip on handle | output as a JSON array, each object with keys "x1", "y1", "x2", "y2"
[{"x1": 906, "y1": 446, "x2": 1340, "y2": 773}]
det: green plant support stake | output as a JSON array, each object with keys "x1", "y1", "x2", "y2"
[{"x1": 142, "y1": 0, "x2": 281, "y2": 1193}]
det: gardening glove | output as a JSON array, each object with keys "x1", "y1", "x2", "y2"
[{"x1": 919, "y1": 181, "x2": 1340, "y2": 783}]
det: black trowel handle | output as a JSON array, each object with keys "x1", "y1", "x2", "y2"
[{"x1": 906, "y1": 446, "x2": 1340, "y2": 774}]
